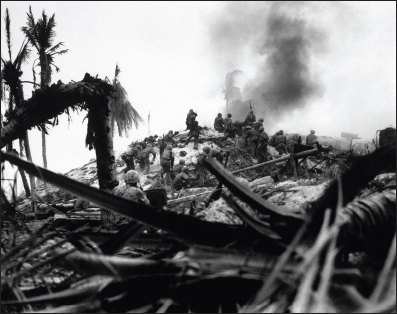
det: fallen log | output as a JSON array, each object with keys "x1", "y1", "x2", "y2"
[
  {"x1": 232, "y1": 148, "x2": 328, "y2": 174},
  {"x1": 167, "y1": 188, "x2": 226, "y2": 206}
]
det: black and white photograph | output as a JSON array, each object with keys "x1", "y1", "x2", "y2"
[{"x1": 1, "y1": 1, "x2": 396, "y2": 312}]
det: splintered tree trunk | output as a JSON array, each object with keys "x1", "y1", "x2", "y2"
[
  {"x1": 88, "y1": 102, "x2": 117, "y2": 229},
  {"x1": 18, "y1": 138, "x2": 31, "y2": 197},
  {"x1": 23, "y1": 130, "x2": 37, "y2": 212},
  {"x1": 41, "y1": 129, "x2": 47, "y2": 169}
]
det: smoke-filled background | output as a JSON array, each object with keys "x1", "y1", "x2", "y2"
[
  {"x1": 207, "y1": 1, "x2": 396, "y2": 133},
  {"x1": 1, "y1": 1, "x2": 396, "y2": 180},
  {"x1": 209, "y1": 2, "x2": 326, "y2": 123}
]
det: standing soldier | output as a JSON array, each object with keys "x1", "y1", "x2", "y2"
[
  {"x1": 253, "y1": 118, "x2": 264, "y2": 131},
  {"x1": 193, "y1": 150, "x2": 208, "y2": 187},
  {"x1": 214, "y1": 113, "x2": 225, "y2": 132},
  {"x1": 140, "y1": 143, "x2": 156, "y2": 174},
  {"x1": 306, "y1": 130, "x2": 318, "y2": 146},
  {"x1": 160, "y1": 145, "x2": 174, "y2": 185},
  {"x1": 173, "y1": 167, "x2": 191, "y2": 191},
  {"x1": 121, "y1": 146, "x2": 138, "y2": 172},
  {"x1": 257, "y1": 127, "x2": 270, "y2": 163},
  {"x1": 223, "y1": 113, "x2": 237, "y2": 140},
  {"x1": 275, "y1": 130, "x2": 287, "y2": 155},
  {"x1": 245, "y1": 110, "x2": 256, "y2": 127},
  {"x1": 171, "y1": 159, "x2": 185, "y2": 179},
  {"x1": 244, "y1": 126, "x2": 259, "y2": 158},
  {"x1": 185, "y1": 119, "x2": 201, "y2": 150},
  {"x1": 185, "y1": 109, "x2": 197, "y2": 130}
]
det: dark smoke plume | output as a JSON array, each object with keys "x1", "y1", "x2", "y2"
[{"x1": 209, "y1": 2, "x2": 326, "y2": 124}]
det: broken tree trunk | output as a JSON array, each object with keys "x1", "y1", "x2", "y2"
[{"x1": 1, "y1": 73, "x2": 114, "y2": 148}]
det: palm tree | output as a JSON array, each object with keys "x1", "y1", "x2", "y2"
[
  {"x1": 21, "y1": 6, "x2": 68, "y2": 169},
  {"x1": 107, "y1": 64, "x2": 143, "y2": 138},
  {"x1": 222, "y1": 70, "x2": 242, "y2": 115},
  {"x1": 1, "y1": 8, "x2": 36, "y2": 204}
]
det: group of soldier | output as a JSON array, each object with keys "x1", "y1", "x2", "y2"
[{"x1": 120, "y1": 107, "x2": 319, "y2": 192}]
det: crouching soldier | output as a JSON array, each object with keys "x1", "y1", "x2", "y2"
[
  {"x1": 106, "y1": 170, "x2": 150, "y2": 229},
  {"x1": 160, "y1": 145, "x2": 174, "y2": 185},
  {"x1": 171, "y1": 159, "x2": 185, "y2": 179},
  {"x1": 214, "y1": 113, "x2": 225, "y2": 132},
  {"x1": 121, "y1": 146, "x2": 138, "y2": 172},
  {"x1": 173, "y1": 167, "x2": 191, "y2": 191},
  {"x1": 203, "y1": 146, "x2": 225, "y2": 163}
]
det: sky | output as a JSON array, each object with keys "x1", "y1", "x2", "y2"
[{"x1": 1, "y1": 1, "x2": 396, "y2": 193}]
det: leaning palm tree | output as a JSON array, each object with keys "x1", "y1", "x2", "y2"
[
  {"x1": 107, "y1": 64, "x2": 143, "y2": 138},
  {"x1": 1, "y1": 8, "x2": 36, "y2": 204},
  {"x1": 222, "y1": 70, "x2": 242, "y2": 114},
  {"x1": 21, "y1": 5, "x2": 68, "y2": 169}
]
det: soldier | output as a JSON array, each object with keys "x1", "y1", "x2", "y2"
[
  {"x1": 171, "y1": 159, "x2": 185, "y2": 179},
  {"x1": 269, "y1": 131, "x2": 279, "y2": 147},
  {"x1": 275, "y1": 130, "x2": 287, "y2": 155},
  {"x1": 163, "y1": 130, "x2": 176, "y2": 146},
  {"x1": 253, "y1": 118, "x2": 264, "y2": 131},
  {"x1": 185, "y1": 109, "x2": 197, "y2": 130},
  {"x1": 109, "y1": 170, "x2": 150, "y2": 228},
  {"x1": 145, "y1": 135, "x2": 158, "y2": 146},
  {"x1": 306, "y1": 130, "x2": 318, "y2": 146},
  {"x1": 257, "y1": 127, "x2": 270, "y2": 163},
  {"x1": 214, "y1": 113, "x2": 225, "y2": 132},
  {"x1": 223, "y1": 113, "x2": 237, "y2": 139},
  {"x1": 139, "y1": 143, "x2": 156, "y2": 174},
  {"x1": 193, "y1": 151, "x2": 208, "y2": 187},
  {"x1": 244, "y1": 125, "x2": 259, "y2": 158},
  {"x1": 203, "y1": 146, "x2": 225, "y2": 163},
  {"x1": 244, "y1": 110, "x2": 256, "y2": 126},
  {"x1": 185, "y1": 119, "x2": 201, "y2": 150},
  {"x1": 160, "y1": 145, "x2": 175, "y2": 185},
  {"x1": 121, "y1": 146, "x2": 138, "y2": 172},
  {"x1": 173, "y1": 167, "x2": 191, "y2": 191}
]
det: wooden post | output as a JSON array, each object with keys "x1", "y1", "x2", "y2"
[{"x1": 290, "y1": 153, "x2": 298, "y2": 180}]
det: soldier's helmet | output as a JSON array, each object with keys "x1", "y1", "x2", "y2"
[
  {"x1": 126, "y1": 147, "x2": 134, "y2": 155},
  {"x1": 245, "y1": 126, "x2": 252, "y2": 130},
  {"x1": 124, "y1": 170, "x2": 140, "y2": 184},
  {"x1": 189, "y1": 109, "x2": 193, "y2": 112},
  {"x1": 147, "y1": 144, "x2": 153, "y2": 148},
  {"x1": 166, "y1": 145, "x2": 173, "y2": 150},
  {"x1": 258, "y1": 118, "x2": 264, "y2": 122},
  {"x1": 279, "y1": 130, "x2": 284, "y2": 135},
  {"x1": 203, "y1": 146, "x2": 210, "y2": 154},
  {"x1": 311, "y1": 130, "x2": 315, "y2": 134},
  {"x1": 135, "y1": 145, "x2": 142, "y2": 150},
  {"x1": 217, "y1": 113, "x2": 222, "y2": 117},
  {"x1": 259, "y1": 127, "x2": 264, "y2": 132},
  {"x1": 154, "y1": 135, "x2": 158, "y2": 138},
  {"x1": 179, "y1": 159, "x2": 186, "y2": 165},
  {"x1": 182, "y1": 166, "x2": 189, "y2": 173},
  {"x1": 227, "y1": 113, "x2": 232, "y2": 118},
  {"x1": 168, "y1": 130, "x2": 173, "y2": 135}
]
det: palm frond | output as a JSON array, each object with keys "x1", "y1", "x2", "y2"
[
  {"x1": 13, "y1": 42, "x2": 31, "y2": 71},
  {"x1": 46, "y1": 41, "x2": 64, "y2": 54}
]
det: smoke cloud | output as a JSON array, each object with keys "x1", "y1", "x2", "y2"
[{"x1": 209, "y1": 2, "x2": 327, "y2": 124}]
